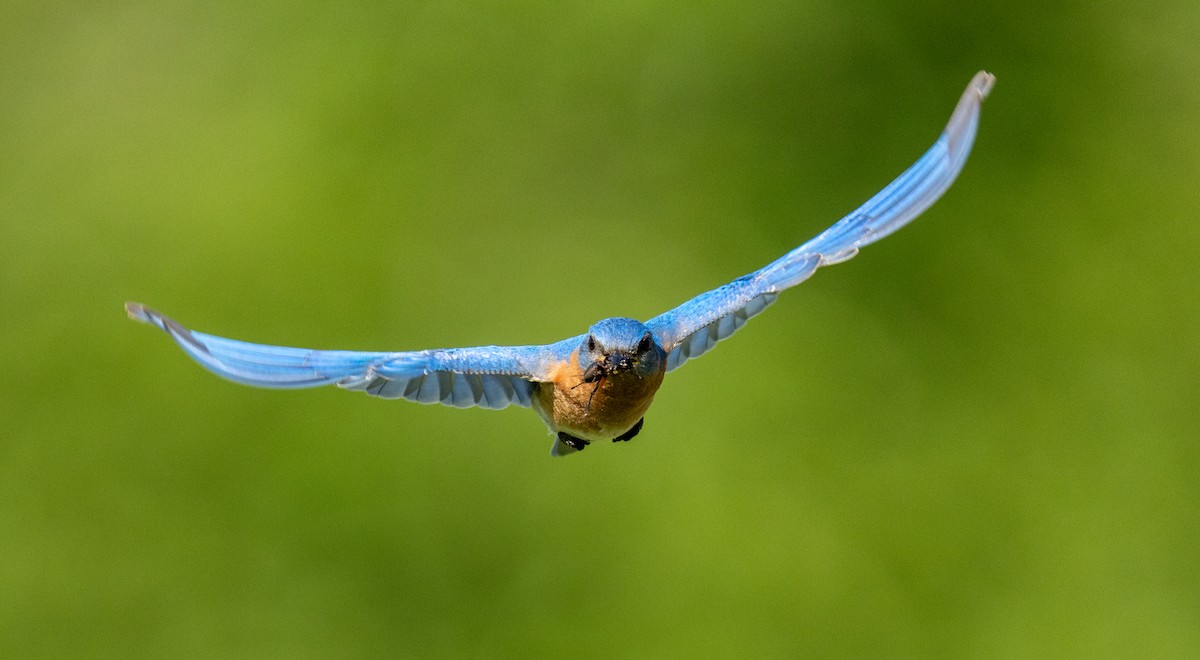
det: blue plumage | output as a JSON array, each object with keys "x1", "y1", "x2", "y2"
[{"x1": 127, "y1": 72, "x2": 994, "y2": 455}]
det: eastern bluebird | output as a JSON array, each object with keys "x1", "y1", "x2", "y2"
[{"x1": 128, "y1": 72, "x2": 994, "y2": 456}]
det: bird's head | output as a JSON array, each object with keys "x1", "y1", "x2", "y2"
[{"x1": 579, "y1": 317, "x2": 664, "y2": 382}]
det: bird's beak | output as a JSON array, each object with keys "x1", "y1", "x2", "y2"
[{"x1": 607, "y1": 351, "x2": 635, "y2": 373}]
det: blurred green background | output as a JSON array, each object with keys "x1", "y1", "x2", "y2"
[{"x1": 3, "y1": 0, "x2": 1198, "y2": 657}]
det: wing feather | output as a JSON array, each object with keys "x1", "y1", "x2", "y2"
[
  {"x1": 126, "y1": 302, "x2": 564, "y2": 410},
  {"x1": 648, "y1": 71, "x2": 994, "y2": 371}
]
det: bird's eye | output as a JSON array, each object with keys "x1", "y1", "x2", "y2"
[
  {"x1": 637, "y1": 333, "x2": 653, "y2": 354},
  {"x1": 587, "y1": 335, "x2": 596, "y2": 352}
]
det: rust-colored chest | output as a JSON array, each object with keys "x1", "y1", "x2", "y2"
[{"x1": 535, "y1": 349, "x2": 665, "y2": 442}]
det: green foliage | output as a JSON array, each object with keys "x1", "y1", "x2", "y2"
[{"x1": 3, "y1": 1, "x2": 1198, "y2": 656}]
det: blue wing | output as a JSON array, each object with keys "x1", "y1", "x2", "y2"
[
  {"x1": 646, "y1": 71, "x2": 995, "y2": 371},
  {"x1": 126, "y1": 303, "x2": 573, "y2": 409}
]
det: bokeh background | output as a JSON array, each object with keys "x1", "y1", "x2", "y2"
[{"x1": 3, "y1": 1, "x2": 1198, "y2": 657}]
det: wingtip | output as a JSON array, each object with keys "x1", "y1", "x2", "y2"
[
  {"x1": 941, "y1": 70, "x2": 995, "y2": 158},
  {"x1": 125, "y1": 301, "x2": 152, "y2": 324},
  {"x1": 970, "y1": 70, "x2": 996, "y2": 101},
  {"x1": 124, "y1": 303, "x2": 212, "y2": 356}
]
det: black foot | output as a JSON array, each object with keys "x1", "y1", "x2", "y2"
[
  {"x1": 557, "y1": 432, "x2": 591, "y2": 452},
  {"x1": 613, "y1": 417, "x2": 644, "y2": 443}
]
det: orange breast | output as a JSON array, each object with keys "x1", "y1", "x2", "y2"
[{"x1": 535, "y1": 348, "x2": 665, "y2": 442}]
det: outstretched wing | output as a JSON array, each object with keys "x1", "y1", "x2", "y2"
[
  {"x1": 646, "y1": 71, "x2": 995, "y2": 371},
  {"x1": 126, "y1": 303, "x2": 572, "y2": 409}
]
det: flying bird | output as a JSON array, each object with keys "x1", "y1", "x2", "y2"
[{"x1": 127, "y1": 71, "x2": 994, "y2": 456}]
